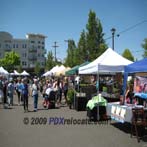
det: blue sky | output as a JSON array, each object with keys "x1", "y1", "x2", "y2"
[{"x1": 0, "y1": 0, "x2": 147, "y2": 61}]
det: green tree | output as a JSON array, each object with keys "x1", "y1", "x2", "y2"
[
  {"x1": 0, "y1": 51, "x2": 20, "y2": 71},
  {"x1": 142, "y1": 38, "x2": 147, "y2": 58},
  {"x1": 45, "y1": 51, "x2": 55, "y2": 70},
  {"x1": 73, "y1": 48, "x2": 81, "y2": 65},
  {"x1": 86, "y1": 10, "x2": 107, "y2": 61},
  {"x1": 17, "y1": 64, "x2": 23, "y2": 73},
  {"x1": 34, "y1": 62, "x2": 41, "y2": 76},
  {"x1": 65, "y1": 40, "x2": 77, "y2": 67},
  {"x1": 122, "y1": 49, "x2": 134, "y2": 61},
  {"x1": 77, "y1": 30, "x2": 87, "y2": 64}
]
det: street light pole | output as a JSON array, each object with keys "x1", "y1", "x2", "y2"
[{"x1": 111, "y1": 28, "x2": 116, "y2": 50}]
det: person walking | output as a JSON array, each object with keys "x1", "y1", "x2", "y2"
[
  {"x1": 31, "y1": 79, "x2": 39, "y2": 112},
  {"x1": 63, "y1": 78, "x2": 68, "y2": 104},
  {"x1": 0, "y1": 75, "x2": 4, "y2": 107},
  {"x1": 7, "y1": 79, "x2": 15, "y2": 107},
  {"x1": 15, "y1": 78, "x2": 22, "y2": 105},
  {"x1": 21, "y1": 78, "x2": 29, "y2": 112},
  {"x1": 56, "y1": 78, "x2": 63, "y2": 106},
  {"x1": 42, "y1": 80, "x2": 49, "y2": 108}
]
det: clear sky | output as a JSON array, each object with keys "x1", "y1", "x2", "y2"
[{"x1": 0, "y1": 0, "x2": 147, "y2": 61}]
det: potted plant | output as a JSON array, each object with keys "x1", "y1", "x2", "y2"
[{"x1": 67, "y1": 88, "x2": 75, "y2": 109}]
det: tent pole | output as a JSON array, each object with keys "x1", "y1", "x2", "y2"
[
  {"x1": 97, "y1": 64, "x2": 100, "y2": 95},
  {"x1": 123, "y1": 72, "x2": 128, "y2": 105}
]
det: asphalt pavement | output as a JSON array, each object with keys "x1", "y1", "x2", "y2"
[{"x1": 0, "y1": 94, "x2": 147, "y2": 147}]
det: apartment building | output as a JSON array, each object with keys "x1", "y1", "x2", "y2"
[{"x1": 0, "y1": 31, "x2": 46, "y2": 71}]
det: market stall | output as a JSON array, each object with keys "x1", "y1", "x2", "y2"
[
  {"x1": 79, "y1": 48, "x2": 133, "y2": 74},
  {"x1": 107, "y1": 58, "x2": 147, "y2": 123},
  {"x1": 123, "y1": 58, "x2": 147, "y2": 103},
  {"x1": 79, "y1": 48, "x2": 132, "y2": 102}
]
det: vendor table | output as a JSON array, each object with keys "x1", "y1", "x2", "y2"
[{"x1": 107, "y1": 102, "x2": 146, "y2": 123}]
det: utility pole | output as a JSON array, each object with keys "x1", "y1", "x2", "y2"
[
  {"x1": 52, "y1": 41, "x2": 59, "y2": 62},
  {"x1": 111, "y1": 28, "x2": 116, "y2": 50}
]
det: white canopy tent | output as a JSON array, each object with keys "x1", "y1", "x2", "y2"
[
  {"x1": 79, "y1": 48, "x2": 133, "y2": 74},
  {"x1": 43, "y1": 65, "x2": 60, "y2": 77},
  {"x1": 43, "y1": 70, "x2": 52, "y2": 77},
  {"x1": 14, "y1": 70, "x2": 20, "y2": 76},
  {"x1": 50, "y1": 65, "x2": 60, "y2": 73},
  {"x1": 0, "y1": 66, "x2": 9, "y2": 75},
  {"x1": 55, "y1": 66, "x2": 71, "y2": 76},
  {"x1": 21, "y1": 70, "x2": 30, "y2": 76},
  {"x1": 43, "y1": 65, "x2": 66, "y2": 77}
]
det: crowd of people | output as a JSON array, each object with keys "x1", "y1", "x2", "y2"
[{"x1": 0, "y1": 75, "x2": 69, "y2": 112}]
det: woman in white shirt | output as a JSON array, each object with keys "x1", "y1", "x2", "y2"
[{"x1": 32, "y1": 79, "x2": 39, "y2": 112}]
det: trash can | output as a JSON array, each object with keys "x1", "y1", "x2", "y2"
[{"x1": 75, "y1": 93, "x2": 87, "y2": 111}]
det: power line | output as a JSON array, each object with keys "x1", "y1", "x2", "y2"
[
  {"x1": 131, "y1": 50, "x2": 144, "y2": 53},
  {"x1": 105, "y1": 20, "x2": 147, "y2": 41}
]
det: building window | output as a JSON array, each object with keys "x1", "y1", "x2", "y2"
[
  {"x1": 5, "y1": 44, "x2": 11, "y2": 49},
  {"x1": 42, "y1": 46, "x2": 44, "y2": 49},
  {"x1": 31, "y1": 40, "x2": 35, "y2": 43},
  {"x1": 38, "y1": 41, "x2": 40, "y2": 44},
  {"x1": 31, "y1": 45, "x2": 35, "y2": 49},
  {"x1": 13, "y1": 44, "x2": 15, "y2": 48},
  {"x1": 22, "y1": 44, "x2": 27, "y2": 48},
  {"x1": 5, "y1": 44, "x2": 8, "y2": 48},
  {"x1": 0, "y1": 44, "x2": 1, "y2": 48},
  {"x1": 42, "y1": 42, "x2": 44, "y2": 45},
  {"x1": 16, "y1": 44, "x2": 18, "y2": 48},
  {"x1": 22, "y1": 61, "x2": 27, "y2": 66},
  {"x1": 22, "y1": 53, "x2": 27, "y2": 58},
  {"x1": 38, "y1": 46, "x2": 40, "y2": 49}
]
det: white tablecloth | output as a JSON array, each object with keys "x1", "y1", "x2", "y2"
[{"x1": 107, "y1": 102, "x2": 144, "y2": 123}]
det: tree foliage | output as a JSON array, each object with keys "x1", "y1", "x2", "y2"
[
  {"x1": 34, "y1": 62, "x2": 41, "y2": 76},
  {"x1": 77, "y1": 30, "x2": 87, "y2": 64},
  {"x1": 142, "y1": 38, "x2": 147, "y2": 58},
  {"x1": 86, "y1": 10, "x2": 107, "y2": 61},
  {"x1": 17, "y1": 64, "x2": 23, "y2": 73},
  {"x1": 64, "y1": 40, "x2": 77, "y2": 67},
  {"x1": 0, "y1": 51, "x2": 20, "y2": 71},
  {"x1": 64, "y1": 10, "x2": 107, "y2": 67},
  {"x1": 122, "y1": 49, "x2": 134, "y2": 61},
  {"x1": 45, "y1": 51, "x2": 55, "y2": 70}
]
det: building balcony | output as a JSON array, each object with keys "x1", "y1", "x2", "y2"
[
  {"x1": 5, "y1": 48, "x2": 11, "y2": 52},
  {"x1": 28, "y1": 48, "x2": 37, "y2": 53},
  {"x1": 28, "y1": 56, "x2": 37, "y2": 61}
]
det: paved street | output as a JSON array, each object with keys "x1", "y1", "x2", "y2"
[{"x1": 0, "y1": 95, "x2": 147, "y2": 147}]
